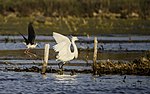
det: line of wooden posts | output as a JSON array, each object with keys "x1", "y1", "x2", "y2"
[{"x1": 41, "y1": 37, "x2": 98, "y2": 75}]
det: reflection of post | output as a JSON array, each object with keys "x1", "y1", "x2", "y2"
[
  {"x1": 41, "y1": 44, "x2": 50, "y2": 74},
  {"x1": 93, "y1": 37, "x2": 98, "y2": 75}
]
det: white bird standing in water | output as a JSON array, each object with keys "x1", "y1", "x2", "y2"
[
  {"x1": 19, "y1": 22, "x2": 38, "y2": 57},
  {"x1": 53, "y1": 32, "x2": 78, "y2": 69}
]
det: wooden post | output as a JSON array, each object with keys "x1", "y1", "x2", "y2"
[
  {"x1": 93, "y1": 37, "x2": 98, "y2": 75},
  {"x1": 41, "y1": 44, "x2": 50, "y2": 74}
]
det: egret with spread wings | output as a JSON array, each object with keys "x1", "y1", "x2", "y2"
[
  {"x1": 20, "y1": 22, "x2": 38, "y2": 57},
  {"x1": 53, "y1": 32, "x2": 78, "y2": 69}
]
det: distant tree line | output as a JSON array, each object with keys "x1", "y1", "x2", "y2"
[{"x1": 0, "y1": 0, "x2": 150, "y2": 19}]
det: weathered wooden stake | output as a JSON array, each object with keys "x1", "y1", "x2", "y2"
[
  {"x1": 93, "y1": 37, "x2": 98, "y2": 75},
  {"x1": 41, "y1": 44, "x2": 50, "y2": 74}
]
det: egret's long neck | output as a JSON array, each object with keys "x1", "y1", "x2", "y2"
[{"x1": 71, "y1": 39, "x2": 78, "y2": 58}]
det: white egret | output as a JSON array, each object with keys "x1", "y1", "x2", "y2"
[
  {"x1": 19, "y1": 22, "x2": 38, "y2": 57},
  {"x1": 53, "y1": 32, "x2": 78, "y2": 69}
]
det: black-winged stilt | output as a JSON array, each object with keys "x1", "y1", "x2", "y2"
[{"x1": 19, "y1": 22, "x2": 38, "y2": 57}]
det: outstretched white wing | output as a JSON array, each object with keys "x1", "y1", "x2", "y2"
[
  {"x1": 53, "y1": 32, "x2": 72, "y2": 61},
  {"x1": 53, "y1": 32, "x2": 70, "y2": 44}
]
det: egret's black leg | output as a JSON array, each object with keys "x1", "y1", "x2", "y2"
[
  {"x1": 58, "y1": 62, "x2": 65, "y2": 75},
  {"x1": 58, "y1": 62, "x2": 61, "y2": 69},
  {"x1": 58, "y1": 62, "x2": 64, "y2": 69},
  {"x1": 57, "y1": 62, "x2": 64, "y2": 69},
  {"x1": 60, "y1": 63, "x2": 65, "y2": 70}
]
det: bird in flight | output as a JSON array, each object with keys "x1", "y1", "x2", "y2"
[
  {"x1": 53, "y1": 32, "x2": 78, "y2": 70},
  {"x1": 19, "y1": 22, "x2": 38, "y2": 57}
]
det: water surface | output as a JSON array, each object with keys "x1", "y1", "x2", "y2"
[{"x1": 0, "y1": 71, "x2": 150, "y2": 94}]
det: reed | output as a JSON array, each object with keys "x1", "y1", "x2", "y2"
[{"x1": 0, "y1": 0, "x2": 149, "y2": 18}]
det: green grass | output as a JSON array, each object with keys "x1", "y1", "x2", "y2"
[{"x1": 0, "y1": 16, "x2": 150, "y2": 35}]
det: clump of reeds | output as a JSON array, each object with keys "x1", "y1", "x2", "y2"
[{"x1": 96, "y1": 54, "x2": 150, "y2": 76}]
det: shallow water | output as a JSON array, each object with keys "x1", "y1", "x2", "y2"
[
  {"x1": 0, "y1": 35, "x2": 149, "y2": 66},
  {"x1": 0, "y1": 71, "x2": 149, "y2": 94},
  {"x1": 0, "y1": 35, "x2": 150, "y2": 51}
]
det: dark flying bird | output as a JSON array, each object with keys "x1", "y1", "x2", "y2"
[{"x1": 19, "y1": 22, "x2": 38, "y2": 57}]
